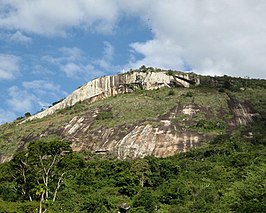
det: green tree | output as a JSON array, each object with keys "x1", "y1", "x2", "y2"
[
  {"x1": 81, "y1": 193, "x2": 114, "y2": 213},
  {"x1": 11, "y1": 150, "x2": 34, "y2": 201},
  {"x1": 133, "y1": 189, "x2": 158, "y2": 213},
  {"x1": 11, "y1": 136, "x2": 72, "y2": 213},
  {"x1": 132, "y1": 159, "x2": 151, "y2": 188},
  {"x1": 24, "y1": 112, "x2": 31, "y2": 117}
]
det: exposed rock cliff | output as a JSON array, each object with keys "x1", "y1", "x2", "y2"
[
  {"x1": 44, "y1": 95, "x2": 254, "y2": 159},
  {"x1": 26, "y1": 70, "x2": 199, "y2": 121},
  {"x1": 63, "y1": 104, "x2": 206, "y2": 159}
]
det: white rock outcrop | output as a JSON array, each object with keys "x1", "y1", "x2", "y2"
[
  {"x1": 26, "y1": 71, "x2": 198, "y2": 121},
  {"x1": 112, "y1": 124, "x2": 200, "y2": 159}
]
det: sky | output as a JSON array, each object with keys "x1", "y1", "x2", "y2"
[{"x1": 0, "y1": 0, "x2": 266, "y2": 124}]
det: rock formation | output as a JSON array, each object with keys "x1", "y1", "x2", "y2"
[{"x1": 26, "y1": 70, "x2": 199, "y2": 121}]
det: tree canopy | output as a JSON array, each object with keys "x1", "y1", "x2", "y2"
[{"x1": 0, "y1": 129, "x2": 265, "y2": 212}]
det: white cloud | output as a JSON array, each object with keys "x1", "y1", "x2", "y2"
[
  {"x1": 102, "y1": 41, "x2": 114, "y2": 62},
  {"x1": 7, "y1": 80, "x2": 67, "y2": 114},
  {"x1": 0, "y1": 54, "x2": 20, "y2": 80},
  {"x1": 1, "y1": 1, "x2": 266, "y2": 78},
  {"x1": 59, "y1": 47, "x2": 84, "y2": 62},
  {"x1": 42, "y1": 44, "x2": 115, "y2": 79},
  {"x1": 31, "y1": 65, "x2": 54, "y2": 75},
  {"x1": 128, "y1": 39, "x2": 184, "y2": 70},
  {"x1": 0, "y1": 0, "x2": 119, "y2": 36},
  {"x1": 0, "y1": 31, "x2": 32, "y2": 43},
  {"x1": 126, "y1": 0, "x2": 266, "y2": 78},
  {"x1": 95, "y1": 41, "x2": 114, "y2": 70},
  {"x1": 43, "y1": 47, "x2": 83, "y2": 64},
  {"x1": 0, "y1": 109, "x2": 17, "y2": 124},
  {"x1": 7, "y1": 86, "x2": 36, "y2": 112},
  {"x1": 60, "y1": 61, "x2": 105, "y2": 79},
  {"x1": 61, "y1": 62, "x2": 86, "y2": 78},
  {"x1": 42, "y1": 47, "x2": 91, "y2": 78},
  {"x1": 9, "y1": 31, "x2": 32, "y2": 43},
  {"x1": 22, "y1": 80, "x2": 67, "y2": 97}
]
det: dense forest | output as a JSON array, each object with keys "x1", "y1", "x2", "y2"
[
  {"x1": 0, "y1": 124, "x2": 265, "y2": 213},
  {"x1": 0, "y1": 71, "x2": 266, "y2": 212}
]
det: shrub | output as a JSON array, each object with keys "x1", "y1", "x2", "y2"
[
  {"x1": 167, "y1": 90, "x2": 175, "y2": 96},
  {"x1": 195, "y1": 119, "x2": 226, "y2": 131},
  {"x1": 24, "y1": 112, "x2": 31, "y2": 117},
  {"x1": 133, "y1": 189, "x2": 158, "y2": 212},
  {"x1": 96, "y1": 111, "x2": 113, "y2": 120},
  {"x1": 185, "y1": 91, "x2": 193, "y2": 97},
  {"x1": 167, "y1": 70, "x2": 175, "y2": 76}
]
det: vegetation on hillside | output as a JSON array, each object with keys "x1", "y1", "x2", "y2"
[
  {"x1": 0, "y1": 86, "x2": 231, "y2": 161},
  {"x1": 0, "y1": 123, "x2": 265, "y2": 212},
  {"x1": 0, "y1": 69, "x2": 266, "y2": 212}
]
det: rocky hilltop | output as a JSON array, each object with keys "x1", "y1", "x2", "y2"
[
  {"x1": 0, "y1": 68, "x2": 263, "y2": 163},
  {"x1": 26, "y1": 69, "x2": 199, "y2": 121}
]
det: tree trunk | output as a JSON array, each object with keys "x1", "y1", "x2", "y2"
[
  {"x1": 53, "y1": 172, "x2": 65, "y2": 202},
  {"x1": 39, "y1": 191, "x2": 45, "y2": 213}
]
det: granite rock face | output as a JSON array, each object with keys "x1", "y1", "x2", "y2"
[
  {"x1": 59, "y1": 104, "x2": 206, "y2": 159},
  {"x1": 57, "y1": 99, "x2": 254, "y2": 159},
  {"x1": 26, "y1": 71, "x2": 198, "y2": 121}
]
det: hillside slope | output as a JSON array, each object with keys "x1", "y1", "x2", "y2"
[{"x1": 0, "y1": 68, "x2": 265, "y2": 162}]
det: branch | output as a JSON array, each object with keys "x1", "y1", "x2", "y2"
[
  {"x1": 17, "y1": 159, "x2": 33, "y2": 201},
  {"x1": 39, "y1": 155, "x2": 47, "y2": 174},
  {"x1": 52, "y1": 172, "x2": 66, "y2": 202},
  {"x1": 21, "y1": 166, "x2": 33, "y2": 201},
  {"x1": 44, "y1": 155, "x2": 57, "y2": 200},
  {"x1": 21, "y1": 165, "x2": 27, "y2": 185},
  {"x1": 39, "y1": 190, "x2": 45, "y2": 213},
  {"x1": 42, "y1": 174, "x2": 46, "y2": 185},
  {"x1": 47, "y1": 155, "x2": 57, "y2": 175},
  {"x1": 20, "y1": 159, "x2": 28, "y2": 167}
]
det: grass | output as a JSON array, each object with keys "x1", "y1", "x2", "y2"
[
  {"x1": 192, "y1": 88, "x2": 229, "y2": 114},
  {"x1": 232, "y1": 87, "x2": 266, "y2": 114},
  {"x1": 91, "y1": 88, "x2": 186, "y2": 128},
  {"x1": 0, "y1": 112, "x2": 76, "y2": 161}
]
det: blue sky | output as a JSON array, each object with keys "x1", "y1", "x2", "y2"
[{"x1": 0, "y1": 0, "x2": 266, "y2": 123}]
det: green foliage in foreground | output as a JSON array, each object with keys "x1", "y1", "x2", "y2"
[{"x1": 0, "y1": 123, "x2": 265, "y2": 212}]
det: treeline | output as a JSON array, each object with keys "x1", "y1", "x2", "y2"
[{"x1": 0, "y1": 125, "x2": 265, "y2": 213}]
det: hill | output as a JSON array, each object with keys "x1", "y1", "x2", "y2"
[
  {"x1": 0, "y1": 68, "x2": 266, "y2": 162},
  {"x1": 0, "y1": 67, "x2": 266, "y2": 212}
]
